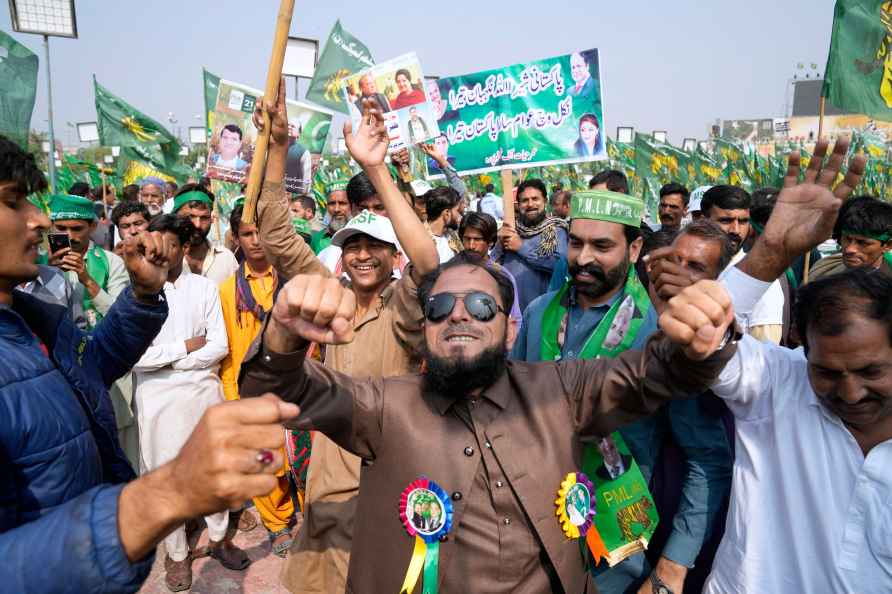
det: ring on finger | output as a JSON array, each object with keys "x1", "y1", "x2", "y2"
[{"x1": 255, "y1": 448, "x2": 274, "y2": 471}]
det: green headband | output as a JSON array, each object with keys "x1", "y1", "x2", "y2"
[
  {"x1": 173, "y1": 190, "x2": 213, "y2": 213},
  {"x1": 571, "y1": 190, "x2": 643, "y2": 228},
  {"x1": 841, "y1": 228, "x2": 892, "y2": 242},
  {"x1": 49, "y1": 194, "x2": 96, "y2": 221}
]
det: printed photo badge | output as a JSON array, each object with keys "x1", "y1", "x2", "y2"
[
  {"x1": 398, "y1": 477, "x2": 453, "y2": 594},
  {"x1": 555, "y1": 471, "x2": 609, "y2": 566}
]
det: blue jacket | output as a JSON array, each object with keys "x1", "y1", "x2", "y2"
[{"x1": 0, "y1": 287, "x2": 167, "y2": 593}]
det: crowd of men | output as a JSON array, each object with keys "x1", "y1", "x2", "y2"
[{"x1": 1, "y1": 85, "x2": 891, "y2": 594}]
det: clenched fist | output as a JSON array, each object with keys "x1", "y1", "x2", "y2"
[
  {"x1": 265, "y1": 275, "x2": 356, "y2": 353},
  {"x1": 659, "y1": 280, "x2": 735, "y2": 360}
]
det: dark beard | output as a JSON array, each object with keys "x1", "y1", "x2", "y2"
[
  {"x1": 569, "y1": 252, "x2": 629, "y2": 299},
  {"x1": 422, "y1": 345, "x2": 507, "y2": 397},
  {"x1": 519, "y1": 209, "x2": 546, "y2": 227}
]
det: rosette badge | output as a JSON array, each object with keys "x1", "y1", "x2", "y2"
[
  {"x1": 398, "y1": 478, "x2": 453, "y2": 594},
  {"x1": 555, "y1": 472, "x2": 609, "y2": 566}
]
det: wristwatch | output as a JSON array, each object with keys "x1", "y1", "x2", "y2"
[{"x1": 650, "y1": 573, "x2": 675, "y2": 594}]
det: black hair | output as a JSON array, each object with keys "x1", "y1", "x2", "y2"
[
  {"x1": 147, "y1": 213, "x2": 195, "y2": 246},
  {"x1": 550, "y1": 190, "x2": 572, "y2": 206},
  {"x1": 346, "y1": 171, "x2": 377, "y2": 208},
  {"x1": 395, "y1": 68, "x2": 413, "y2": 84},
  {"x1": 0, "y1": 135, "x2": 47, "y2": 196},
  {"x1": 834, "y1": 195, "x2": 892, "y2": 242},
  {"x1": 459, "y1": 212, "x2": 498, "y2": 245},
  {"x1": 221, "y1": 123, "x2": 243, "y2": 141},
  {"x1": 229, "y1": 204, "x2": 245, "y2": 236},
  {"x1": 659, "y1": 182, "x2": 690, "y2": 206},
  {"x1": 484, "y1": 183, "x2": 495, "y2": 193},
  {"x1": 516, "y1": 178, "x2": 547, "y2": 200},
  {"x1": 122, "y1": 184, "x2": 139, "y2": 202},
  {"x1": 794, "y1": 269, "x2": 892, "y2": 348},
  {"x1": 111, "y1": 201, "x2": 150, "y2": 226},
  {"x1": 297, "y1": 195, "x2": 316, "y2": 215},
  {"x1": 749, "y1": 187, "x2": 781, "y2": 228},
  {"x1": 68, "y1": 181, "x2": 91, "y2": 197},
  {"x1": 418, "y1": 251, "x2": 515, "y2": 316},
  {"x1": 675, "y1": 219, "x2": 736, "y2": 273},
  {"x1": 700, "y1": 185, "x2": 751, "y2": 215},
  {"x1": 589, "y1": 169, "x2": 628, "y2": 193},
  {"x1": 425, "y1": 186, "x2": 460, "y2": 221}
]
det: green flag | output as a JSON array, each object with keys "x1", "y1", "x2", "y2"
[
  {"x1": 823, "y1": 0, "x2": 892, "y2": 121},
  {"x1": 0, "y1": 31, "x2": 38, "y2": 148},
  {"x1": 203, "y1": 68, "x2": 220, "y2": 142},
  {"x1": 94, "y1": 77, "x2": 179, "y2": 149},
  {"x1": 117, "y1": 145, "x2": 190, "y2": 185},
  {"x1": 306, "y1": 20, "x2": 374, "y2": 113}
]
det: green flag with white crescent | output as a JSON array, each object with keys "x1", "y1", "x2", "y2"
[
  {"x1": 823, "y1": 0, "x2": 892, "y2": 122},
  {"x1": 0, "y1": 31, "x2": 38, "y2": 149},
  {"x1": 306, "y1": 20, "x2": 375, "y2": 114}
]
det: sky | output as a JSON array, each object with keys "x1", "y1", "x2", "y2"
[{"x1": 3, "y1": 0, "x2": 837, "y2": 149}]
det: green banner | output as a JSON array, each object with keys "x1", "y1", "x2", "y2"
[
  {"x1": 306, "y1": 20, "x2": 375, "y2": 114},
  {"x1": 0, "y1": 31, "x2": 38, "y2": 149},
  {"x1": 823, "y1": 0, "x2": 892, "y2": 121},
  {"x1": 203, "y1": 68, "x2": 221, "y2": 142},
  {"x1": 430, "y1": 49, "x2": 606, "y2": 176}
]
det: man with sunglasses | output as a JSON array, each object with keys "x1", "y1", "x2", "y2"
[
  {"x1": 240, "y1": 248, "x2": 738, "y2": 593},
  {"x1": 251, "y1": 83, "x2": 440, "y2": 594},
  {"x1": 511, "y1": 191, "x2": 732, "y2": 594}
]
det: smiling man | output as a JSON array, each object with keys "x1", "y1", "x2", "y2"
[
  {"x1": 493, "y1": 178, "x2": 569, "y2": 312},
  {"x1": 250, "y1": 83, "x2": 440, "y2": 594}
]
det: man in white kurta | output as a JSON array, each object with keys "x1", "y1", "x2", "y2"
[{"x1": 132, "y1": 217, "x2": 232, "y2": 574}]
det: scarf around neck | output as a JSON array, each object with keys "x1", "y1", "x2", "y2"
[{"x1": 515, "y1": 215, "x2": 569, "y2": 259}]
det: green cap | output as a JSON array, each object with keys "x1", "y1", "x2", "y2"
[
  {"x1": 173, "y1": 190, "x2": 213, "y2": 213},
  {"x1": 326, "y1": 179, "x2": 349, "y2": 195},
  {"x1": 571, "y1": 190, "x2": 644, "y2": 228},
  {"x1": 49, "y1": 194, "x2": 96, "y2": 221}
]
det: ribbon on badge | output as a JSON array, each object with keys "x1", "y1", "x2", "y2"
[
  {"x1": 555, "y1": 471, "x2": 609, "y2": 566},
  {"x1": 398, "y1": 478, "x2": 453, "y2": 594}
]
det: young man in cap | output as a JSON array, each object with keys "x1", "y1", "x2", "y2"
[
  {"x1": 172, "y1": 184, "x2": 239, "y2": 286},
  {"x1": 48, "y1": 193, "x2": 130, "y2": 329},
  {"x1": 512, "y1": 190, "x2": 732, "y2": 594},
  {"x1": 252, "y1": 82, "x2": 440, "y2": 594}
]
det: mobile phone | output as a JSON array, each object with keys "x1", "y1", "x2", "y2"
[{"x1": 48, "y1": 233, "x2": 71, "y2": 254}]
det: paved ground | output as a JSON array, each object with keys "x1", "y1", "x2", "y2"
[{"x1": 138, "y1": 512, "x2": 299, "y2": 594}]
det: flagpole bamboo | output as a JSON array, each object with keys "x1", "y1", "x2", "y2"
[
  {"x1": 501, "y1": 168, "x2": 514, "y2": 226},
  {"x1": 241, "y1": 0, "x2": 296, "y2": 225},
  {"x1": 803, "y1": 97, "x2": 827, "y2": 283}
]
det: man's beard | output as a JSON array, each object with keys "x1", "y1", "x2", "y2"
[
  {"x1": 190, "y1": 226, "x2": 210, "y2": 246},
  {"x1": 569, "y1": 252, "x2": 629, "y2": 299},
  {"x1": 422, "y1": 344, "x2": 507, "y2": 397},
  {"x1": 146, "y1": 203, "x2": 162, "y2": 216},
  {"x1": 328, "y1": 216, "x2": 348, "y2": 233},
  {"x1": 519, "y1": 209, "x2": 546, "y2": 227}
]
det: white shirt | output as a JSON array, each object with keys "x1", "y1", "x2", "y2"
[
  {"x1": 726, "y1": 250, "x2": 784, "y2": 331},
  {"x1": 709, "y1": 268, "x2": 892, "y2": 594},
  {"x1": 132, "y1": 269, "x2": 229, "y2": 472},
  {"x1": 432, "y1": 234, "x2": 456, "y2": 264},
  {"x1": 189, "y1": 242, "x2": 239, "y2": 287}
]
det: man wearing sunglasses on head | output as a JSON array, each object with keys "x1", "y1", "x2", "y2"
[
  {"x1": 250, "y1": 82, "x2": 440, "y2": 594},
  {"x1": 240, "y1": 247, "x2": 740, "y2": 593}
]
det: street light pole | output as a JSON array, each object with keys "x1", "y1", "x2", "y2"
[{"x1": 43, "y1": 35, "x2": 57, "y2": 193}]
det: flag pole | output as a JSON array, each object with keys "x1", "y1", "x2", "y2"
[
  {"x1": 501, "y1": 168, "x2": 514, "y2": 226},
  {"x1": 241, "y1": 0, "x2": 296, "y2": 225}
]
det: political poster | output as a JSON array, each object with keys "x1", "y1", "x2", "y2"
[
  {"x1": 341, "y1": 52, "x2": 440, "y2": 152},
  {"x1": 427, "y1": 49, "x2": 606, "y2": 177},
  {"x1": 206, "y1": 79, "x2": 334, "y2": 194}
]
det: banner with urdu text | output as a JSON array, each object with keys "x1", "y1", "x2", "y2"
[{"x1": 430, "y1": 49, "x2": 606, "y2": 177}]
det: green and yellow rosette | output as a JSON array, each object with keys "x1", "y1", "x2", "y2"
[
  {"x1": 398, "y1": 478, "x2": 453, "y2": 594},
  {"x1": 556, "y1": 472, "x2": 609, "y2": 566}
]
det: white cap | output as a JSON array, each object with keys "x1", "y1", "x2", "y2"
[
  {"x1": 688, "y1": 185, "x2": 713, "y2": 213},
  {"x1": 410, "y1": 179, "x2": 433, "y2": 197},
  {"x1": 331, "y1": 210, "x2": 398, "y2": 248}
]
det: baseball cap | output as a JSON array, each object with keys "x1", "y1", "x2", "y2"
[
  {"x1": 688, "y1": 185, "x2": 713, "y2": 213},
  {"x1": 331, "y1": 209, "x2": 398, "y2": 249}
]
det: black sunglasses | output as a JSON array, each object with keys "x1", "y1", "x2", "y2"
[{"x1": 424, "y1": 291, "x2": 505, "y2": 323}]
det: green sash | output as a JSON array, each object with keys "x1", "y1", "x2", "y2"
[
  {"x1": 83, "y1": 245, "x2": 110, "y2": 329},
  {"x1": 540, "y1": 266, "x2": 651, "y2": 362},
  {"x1": 885, "y1": 252, "x2": 892, "y2": 271},
  {"x1": 538, "y1": 267, "x2": 660, "y2": 568}
]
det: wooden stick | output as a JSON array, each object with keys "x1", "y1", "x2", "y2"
[
  {"x1": 241, "y1": 0, "x2": 296, "y2": 225},
  {"x1": 501, "y1": 168, "x2": 514, "y2": 226},
  {"x1": 817, "y1": 96, "x2": 826, "y2": 140},
  {"x1": 803, "y1": 251, "x2": 812, "y2": 284}
]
